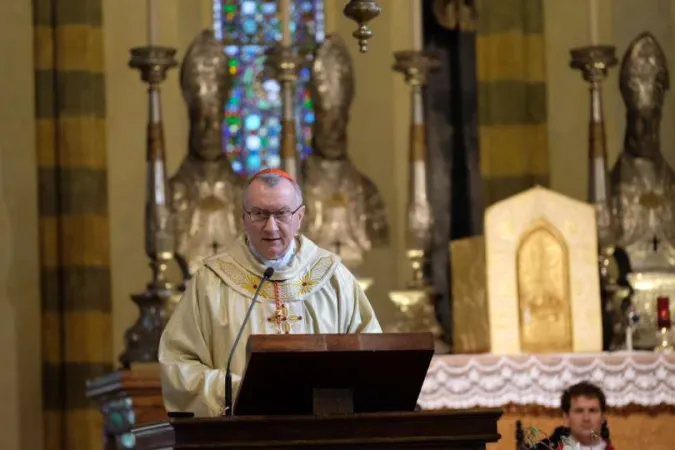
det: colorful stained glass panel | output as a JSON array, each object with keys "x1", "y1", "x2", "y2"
[{"x1": 214, "y1": 0, "x2": 324, "y2": 176}]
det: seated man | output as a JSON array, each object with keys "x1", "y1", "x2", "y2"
[
  {"x1": 158, "y1": 168, "x2": 382, "y2": 417},
  {"x1": 535, "y1": 381, "x2": 615, "y2": 450}
]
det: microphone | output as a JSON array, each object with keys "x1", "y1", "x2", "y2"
[{"x1": 224, "y1": 266, "x2": 274, "y2": 416}]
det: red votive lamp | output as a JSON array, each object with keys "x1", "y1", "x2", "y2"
[{"x1": 657, "y1": 296, "x2": 672, "y2": 329}]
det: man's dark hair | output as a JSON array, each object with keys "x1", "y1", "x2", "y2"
[{"x1": 561, "y1": 381, "x2": 607, "y2": 414}]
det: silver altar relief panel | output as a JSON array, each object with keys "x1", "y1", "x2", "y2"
[
  {"x1": 302, "y1": 34, "x2": 389, "y2": 273},
  {"x1": 170, "y1": 30, "x2": 244, "y2": 277}
]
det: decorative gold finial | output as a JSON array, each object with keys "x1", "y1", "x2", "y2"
[{"x1": 342, "y1": 0, "x2": 381, "y2": 53}]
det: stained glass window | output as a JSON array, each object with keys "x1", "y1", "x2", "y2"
[{"x1": 213, "y1": 0, "x2": 325, "y2": 175}]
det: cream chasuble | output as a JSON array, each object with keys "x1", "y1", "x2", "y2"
[{"x1": 158, "y1": 234, "x2": 382, "y2": 417}]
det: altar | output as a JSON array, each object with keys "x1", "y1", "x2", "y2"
[{"x1": 418, "y1": 352, "x2": 675, "y2": 450}]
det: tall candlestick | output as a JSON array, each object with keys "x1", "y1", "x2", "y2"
[
  {"x1": 281, "y1": 0, "x2": 291, "y2": 46},
  {"x1": 625, "y1": 327, "x2": 633, "y2": 351},
  {"x1": 148, "y1": 0, "x2": 158, "y2": 46},
  {"x1": 122, "y1": 46, "x2": 179, "y2": 366},
  {"x1": 411, "y1": 0, "x2": 422, "y2": 50},
  {"x1": 589, "y1": 0, "x2": 599, "y2": 44},
  {"x1": 391, "y1": 50, "x2": 445, "y2": 353}
]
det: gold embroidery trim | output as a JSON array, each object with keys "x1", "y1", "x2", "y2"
[{"x1": 217, "y1": 256, "x2": 335, "y2": 301}]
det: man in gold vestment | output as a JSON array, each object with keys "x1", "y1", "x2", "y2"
[{"x1": 158, "y1": 169, "x2": 382, "y2": 417}]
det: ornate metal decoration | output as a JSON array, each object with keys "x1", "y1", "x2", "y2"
[
  {"x1": 302, "y1": 34, "x2": 389, "y2": 274},
  {"x1": 612, "y1": 32, "x2": 675, "y2": 349},
  {"x1": 170, "y1": 30, "x2": 244, "y2": 277},
  {"x1": 343, "y1": 0, "x2": 381, "y2": 53},
  {"x1": 613, "y1": 32, "x2": 674, "y2": 272},
  {"x1": 387, "y1": 290, "x2": 445, "y2": 342},
  {"x1": 120, "y1": 46, "x2": 182, "y2": 367}
]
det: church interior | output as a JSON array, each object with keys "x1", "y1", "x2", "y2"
[{"x1": 2, "y1": 0, "x2": 675, "y2": 448}]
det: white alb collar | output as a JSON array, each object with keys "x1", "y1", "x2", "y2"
[{"x1": 248, "y1": 238, "x2": 296, "y2": 271}]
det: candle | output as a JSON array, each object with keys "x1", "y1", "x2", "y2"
[
  {"x1": 280, "y1": 0, "x2": 291, "y2": 46},
  {"x1": 411, "y1": 0, "x2": 422, "y2": 50},
  {"x1": 625, "y1": 327, "x2": 633, "y2": 351},
  {"x1": 589, "y1": 0, "x2": 599, "y2": 44},
  {"x1": 657, "y1": 296, "x2": 671, "y2": 329},
  {"x1": 148, "y1": 0, "x2": 158, "y2": 46}
]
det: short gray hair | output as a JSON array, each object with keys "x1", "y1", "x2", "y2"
[{"x1": 243, "y1": 172, "x2": 303, "y2": 209}]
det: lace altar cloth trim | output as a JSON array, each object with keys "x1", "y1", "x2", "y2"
[{"x1": 418, "y1": 352, "x2": 675, "y2": 410}]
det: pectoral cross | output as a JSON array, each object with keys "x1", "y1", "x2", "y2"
[
  {"x1": 653, "y1": 234, "x2": 660, "y2": 252},
  {"x1": 267, "y1": 303, "x2": 302, "y2": 334}
]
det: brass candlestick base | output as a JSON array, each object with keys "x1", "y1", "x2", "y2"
[
  {"x1": 385, "y1": 289, "x2": 449, "y2": 354},
  {"x1": 121, "y1": 287, "x2": 182, "y2": 366},
  {"x1": 343, "y1": 0, "x2": 381, "y2": 53},
  {"x1": 385, "y1": 249, "x2": 447, "y2": 354},
  {"x1": 656, "y1": 326, "x2": 674, "y2": 353},
  {"x1": 120, "y1": 46, "x2": 181, "y2": 368}
]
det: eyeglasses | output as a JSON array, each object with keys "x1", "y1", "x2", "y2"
[{"x1": 244, "y1": 205, "x2": 304, "y2": 224}]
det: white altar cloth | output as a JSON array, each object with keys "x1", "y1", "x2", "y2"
[{"x1": 418, "y1": 351, "x2": 675, "y2": 410}]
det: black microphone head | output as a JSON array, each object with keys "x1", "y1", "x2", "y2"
[{"x1": 264, "y1": 267, "x2": 275, "y2": 279}]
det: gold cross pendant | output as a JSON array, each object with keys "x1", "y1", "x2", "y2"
[{"x1": 267, "y1": 303, "x2": 302, "y2": 334}]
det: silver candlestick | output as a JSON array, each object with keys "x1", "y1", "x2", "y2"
[
  {"x1": 264, "y1": 44, "x2": 305, "y2": 182},
  {"x1": 387, "y1": 50, "x2": 447, "y2": 353},
  {"x1": 570, "y1": 45, "x2": 618, "y2": 281},
  {"x1": 571, "y1": 45, "x2": 625, "y2": 350},
  {"x1": 120, "y1": 46, "x2": 182, "y2": 367},
  {"x1": 393, "y1": 50, "x2": 441, "y2": 287}
]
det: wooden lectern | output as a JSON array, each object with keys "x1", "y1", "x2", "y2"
[{"x1": 133, "y1": 332, "x2": 503, "y2": 449}]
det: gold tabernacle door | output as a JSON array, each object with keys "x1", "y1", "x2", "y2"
[
  {"x1": 516, "y1": 218, "x2": 573, "y2": 353},
  {"x1": 483, "y1": 186, "x2": 603, "y2": 354}
]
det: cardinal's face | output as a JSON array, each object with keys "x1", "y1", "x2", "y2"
[{"x1": 242, "y1": 178, "x2": 305, "y2": 260}]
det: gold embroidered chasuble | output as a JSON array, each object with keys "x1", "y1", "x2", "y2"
[{"x1": 158, "y1": 234, "x2": 382, "y2": 417}]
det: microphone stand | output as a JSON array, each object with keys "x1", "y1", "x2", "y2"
[{"x1": 224, "y1": 267, "x2": 275, "y2": 416}]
